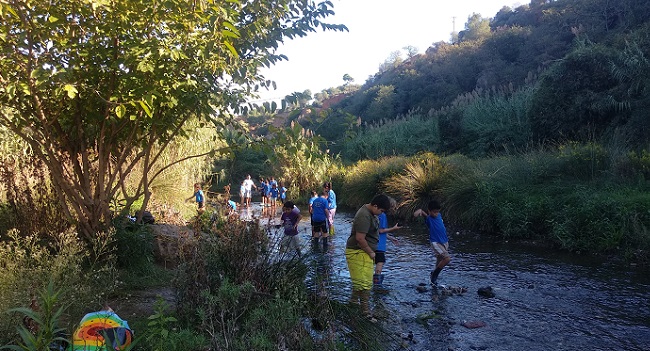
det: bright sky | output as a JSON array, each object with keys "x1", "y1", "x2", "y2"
[{"x1": 252, "y1": 0, "x2": 520, "y2": 103}]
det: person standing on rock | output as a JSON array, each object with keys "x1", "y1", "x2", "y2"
[
  {"x1": 414, "y1": 200, "x2": 450, "y2": 286},
  {"x1": 345, "y1": 194, "x2": 391, "y2": 320}
]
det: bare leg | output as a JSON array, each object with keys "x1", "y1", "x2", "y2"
[{"x1": 375, "y1": 261, "x2": 385, "y2": 275}]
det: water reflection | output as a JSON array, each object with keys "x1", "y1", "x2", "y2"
[{"x1": 240, "y1": 204, "x2": 650, "y2": 351}]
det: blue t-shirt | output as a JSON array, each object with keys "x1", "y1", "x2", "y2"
[
  {"x1": 377, "y1": 212, "x2": 389, "y2": 252},
  {"x1": 269, "y1": 187, "x2": 279, "y2": 198},
  {"x1": 280, "y1": 187, "x2": 287, "y2": 200},
  {"x1": 327, "y1": 190, "x2": 337, "y2": 209},
  {"x1": 426, "y1": 214, "x2": 448, "y2": 244},
  {"x1": 311, "y1": 197, "x2": 329, "y2": 222},
  {"x1": 228, "y1": 200, "x2": 236, "y2": 211},
  {"x1": 195, "y1": 190, "x2": 204, "y2": 203}
]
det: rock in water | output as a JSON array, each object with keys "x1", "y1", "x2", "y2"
[
  {"x1": 477, "y1": 286, "x2": 495, "y2": 298},
  {"x1": 462, "y1": 320, "x2": 487, "y2": 329}
]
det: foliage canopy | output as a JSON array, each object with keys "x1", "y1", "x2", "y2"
[{"x1": 0, "y1": 0, "x2": 345, "y2": 239}]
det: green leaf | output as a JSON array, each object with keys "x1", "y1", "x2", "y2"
[
  {"x1": 48, "y1": 15, "x2": 59, "y2": 23},
  {"x1": 139, "y1": 100, "x2": 153, "y2": 117},
  {"x1": 221, "y1": 29, "x2": 238, "y2": 39},
  {"x1": 63, "y1": 84, "x2": 77, "y2": 99},
  {"x1": 223, "y1": 41, "x2": 238, "y2": 57},
  {"x1": 222, "y1": 21, "x2": 240, "y2": 36},
  {"x1": 115, "y1": 105, "x2": 126, "y2": 118},
  {"x1": 137, "y1": 60, "x2": 154, "y2": 73},
  {"x1": 6, "y1": 84, "x2": 15, "y2": 99}
]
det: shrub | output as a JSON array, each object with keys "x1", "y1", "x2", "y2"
[
  {"x1": 174, "y1": 217, "x2": 317, "y2": 350},
  {"x1": 555, "y1": 142, "x2": 609, "y2": 181},
  {"x1": 341, "y1": 156, "x2": 409, "y2": 209},
  {"x1": 627, "y1": 149, "x2": 650, "y2": 180},
  {"x1": 0, "y1": 229, "x2": 118, "y2": 344},
  {"x1": 381, "y1": 153, "x2": 448, "y2": 218},
  {"x1": 460, "y1": 86, "x2": 533, "y2": 157},
  {"x1": 0, "y1": 282, "x2": 68, "y2": 351}
]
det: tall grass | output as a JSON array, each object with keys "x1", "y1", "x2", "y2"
[
  {"x1": 460, "y1": 86, "x2": 534, "y2": 157},
  {"x1": 118, "y1": 120, "x2": 224, "y2": 220},
  {"x1": 341, "y1": 143, "x2": 650, "y2": 259},
  {"x1": 341, "y1": 111, "x2": 441, "y2": 161},
  {"x1": 340, "y1": 156, "x2": 409, "y2": 209},
  {"x1": 381, "y1": 153, "x2": 449, "y2": 218}
]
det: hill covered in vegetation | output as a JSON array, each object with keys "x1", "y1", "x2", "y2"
[{"x1": 272, "y1": 0, "x2": 650, "y2": 161}]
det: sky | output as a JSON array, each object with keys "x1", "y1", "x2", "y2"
[{"x1": 252, "y1": 0, "x2": 521, "y2": 103}]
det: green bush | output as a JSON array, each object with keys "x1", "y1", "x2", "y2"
[
  {"x1": 174, "y1": 217, "x2": 323, "y2": 350},
  {"x1": 628, "y1": 149, "x2": 650, "y2": 180},
  {"x1": 381, "y1": 153, "x2": 449, "y2": 217},
  {"x1": 113, "y1": 218, "x2": 154, "y2": 269},
  {"x1": 341, "y1": 156, "x2": 409, "y2": 209},
  {"x1": 555, "y1": 142, "x2": 609, "y2": 181},
  {"x1": 0, "y1": 282, "x2": 67, "y2": 351},
  {"x1": 460, "y1": 86, "x2": 533, "y2": 157},
  {"x1": 339, "y1": 144, "x2": 650, "y2": 257}
]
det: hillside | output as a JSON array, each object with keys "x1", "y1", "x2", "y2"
[{"x1": 286, "y1": 0, "x2": 650, "y2": 160}]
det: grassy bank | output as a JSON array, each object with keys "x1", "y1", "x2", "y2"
[
  {"x1": 339, "y1": 144, "x2": 650, "y2": 263},
  {"x1": 0, "y1": 206, "x2": 385, "y2": 350}
]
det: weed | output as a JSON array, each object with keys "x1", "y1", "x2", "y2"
[
  {"x1": 145, "y1": 298, "x2": 178, "y2": 351},
  {"x1": 0, "y1": 281, "x2": 68, "y2": 351}
]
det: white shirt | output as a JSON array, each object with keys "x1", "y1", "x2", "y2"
[{"x1": 243, "y1": 178, "x2": 255, "y2": 191}]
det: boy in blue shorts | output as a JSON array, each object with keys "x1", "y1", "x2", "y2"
[
  {"x1": 414, "y1": 200, "x2": 450, "y2": 285},
  {"x1": 269, "y1": 183, "x2": 279, "y2": 207}
]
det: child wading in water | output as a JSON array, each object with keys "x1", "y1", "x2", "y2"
[
  {"x1": 414, "y1": 200, "x2": 450, "y2": 285},
  {"x1": 374, "y1": 199, "x2": 401, "y2": 290},
  {"x1": 280, "y1": 201, "x2": 303, "y2": 258}
]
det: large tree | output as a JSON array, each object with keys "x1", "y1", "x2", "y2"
[{"x1": 0, "y1": 0, "x2": 345, "y2": 240}]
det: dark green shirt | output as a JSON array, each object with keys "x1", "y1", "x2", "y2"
[{"x1": 346, "y1": 205, "x2": 380, "y2": 251}]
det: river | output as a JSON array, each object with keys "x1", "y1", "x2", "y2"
[{"x1": 242, "y1": 204, "x2": 650, "y2": 351}]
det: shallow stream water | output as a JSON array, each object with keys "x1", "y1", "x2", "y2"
[{"x1": 241, "y1": 204, "x2": 650, "y2": 351}]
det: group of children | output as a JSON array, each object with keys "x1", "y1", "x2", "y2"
[
  {"x1": 188, "y1": 179, "x2": 451, "y2": 321},
  {"x1": 256, "y1": 176, "x2": 288, "y2": 208}
]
